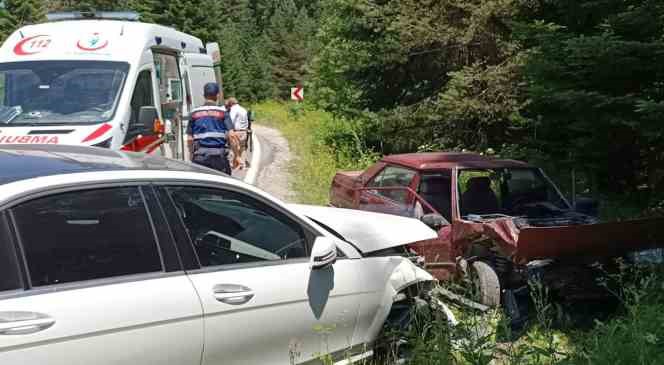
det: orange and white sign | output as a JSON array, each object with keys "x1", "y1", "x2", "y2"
[{"x1": 290, "y1": 86, "x2": 304, "y2": 101}]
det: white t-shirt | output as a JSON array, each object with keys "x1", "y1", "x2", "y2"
[{"x1": 230, "y1": 104, "x2": 249, "y2": 130}]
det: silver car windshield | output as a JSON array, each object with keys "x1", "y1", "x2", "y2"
[{"x1": 0, "y1": 61, "x2": 129, "y2": 126}]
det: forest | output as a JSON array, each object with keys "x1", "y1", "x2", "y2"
[{"x1": 1, "y1": 0, "x2": 662, "y2": 213}]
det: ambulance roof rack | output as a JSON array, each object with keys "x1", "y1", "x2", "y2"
[{"x1": 46, "y1": 11, "x2": 141, "y2": 22}]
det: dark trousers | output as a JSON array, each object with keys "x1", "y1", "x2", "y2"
[{"x1": 192, "y1": 149, "x2": 231, "y2": 175}]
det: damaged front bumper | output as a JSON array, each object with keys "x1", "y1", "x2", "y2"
[{"x1": 455, "y1": 215, "x2": 664, "y2": 264}]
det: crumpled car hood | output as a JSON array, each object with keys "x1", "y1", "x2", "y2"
[
  {"x1": 455, "y1": 216, "x2": 664, "y2": 264},
  {"x1": 289, "y1": 204, "x2": 438, "y2": 253}
]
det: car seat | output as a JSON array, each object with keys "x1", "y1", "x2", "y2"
[
  {"x1": 461, "y1": 176, "x2": 500, "y2": 215},
  {"x1": 418, "y1": 176, "x2": 451, "y2": 220}
]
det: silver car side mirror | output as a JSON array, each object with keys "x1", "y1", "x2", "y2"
[{"x1": 310, "y1": 236, "x2": 337, "y2": 270}]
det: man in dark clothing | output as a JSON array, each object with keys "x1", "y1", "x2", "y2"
[{"x1": 186, "y1": 83, "x2": 234, "y2": 175}]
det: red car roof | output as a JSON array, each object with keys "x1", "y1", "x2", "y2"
[{"x1": 380, "y1": 152, "x2": 532, "y2": 170}]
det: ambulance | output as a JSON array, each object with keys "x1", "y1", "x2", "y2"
[{"x1": 0, "y1": 11, "x2": 222, "y2": 160}]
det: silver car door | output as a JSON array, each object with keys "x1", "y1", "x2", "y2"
[
  {"x1": 0, "y1": 186, "x2": 203, "y2": 365},
  {"x1": 163, "y1": 185, "x2": 364, "y2": 364}
]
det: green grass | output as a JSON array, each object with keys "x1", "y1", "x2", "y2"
[
  {"x1": 405, "y1": 267, "x2": 664, "y2": 365},
  {"x1": 251, "y1": 101, "x2": 377, "y2": 204}
]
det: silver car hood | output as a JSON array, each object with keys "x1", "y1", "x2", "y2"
[{"x1": 289, "y1": 204, "x2": 437, "y2": 253}]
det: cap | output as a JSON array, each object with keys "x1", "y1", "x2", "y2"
[{"x1": 203, "y1": 82, "x2": 220, "y2": 97}]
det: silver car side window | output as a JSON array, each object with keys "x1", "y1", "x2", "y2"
[
  {"x1": 0, "y1": 212, "x2": 22, "y2": 292},
  {"x1": 167, "y1": 187, "x2": 308, "y2": 267},
  {"x1": 11, "y1": 187, "x2": 163, "y2": 287}
]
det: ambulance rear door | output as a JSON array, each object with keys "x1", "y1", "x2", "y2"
[{"x1": 153, "y1": 50, "x2": 185, "y2": 160}]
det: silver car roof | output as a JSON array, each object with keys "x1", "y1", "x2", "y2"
[{"x1": 0, "y1": 144, "x2": 224, "y2": 185}]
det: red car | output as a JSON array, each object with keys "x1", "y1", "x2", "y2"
[{"x1": 330, "y1": 152, "x2": 664, "y2": 307}]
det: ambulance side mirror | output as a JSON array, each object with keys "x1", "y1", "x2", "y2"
[{"x1": 138, "y1": 106, "x2": 160, "y2": 135}]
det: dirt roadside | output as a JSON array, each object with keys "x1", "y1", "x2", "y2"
[{"x1": 251, "y1": 124, "x2": 296, "y2": 202}]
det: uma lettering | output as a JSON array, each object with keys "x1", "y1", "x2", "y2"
[{"x1": 0, "y1": 135, "x2": 59, "y2": 144}]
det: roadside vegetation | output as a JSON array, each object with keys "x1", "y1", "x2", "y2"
[{"x1": 252, "y1": 101, "x2": 378, "y2": 204}]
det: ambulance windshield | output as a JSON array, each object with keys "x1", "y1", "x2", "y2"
[{"x1": 0, "y1": 61, "x2": 129, "y2": 125}]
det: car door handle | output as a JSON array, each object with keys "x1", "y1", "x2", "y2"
[
  {"x1": 213, "y1": 284, "x2": 254, "y2": 305},
  {"x1": 0, "y1": 312, "x2": 55, "y2": 335}
]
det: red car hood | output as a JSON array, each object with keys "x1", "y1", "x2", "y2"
[{"x1": 454, "y1": 217, "x2": 664, "y2": 264}]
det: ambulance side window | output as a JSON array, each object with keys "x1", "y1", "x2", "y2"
[
  {"x1": 153, "y1": 53, "x2": 182, "y2": 121},
  {"x1": 126, "y1": 70, "x2": 154, "y2": 143}
]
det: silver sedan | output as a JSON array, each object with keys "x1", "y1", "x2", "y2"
[{"x1": 0, "y1": 144, "x2": 437, "y2": 365}]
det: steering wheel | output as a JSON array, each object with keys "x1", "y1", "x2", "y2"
[
  {"x1": 273, "y1": 238, "x2": 305, "y2": 258},
  {"x1": 510, "y1": 195, "x2": 532, "y2": 215},
  {"x1": 194, "y1": 231, "x2": 217, "y2": 248}
]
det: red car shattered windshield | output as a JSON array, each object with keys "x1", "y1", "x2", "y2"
[{"x1": 458, "y1": 168, "x2": 570, "y2": 218}]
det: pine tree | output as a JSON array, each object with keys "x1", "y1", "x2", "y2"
[
  {"x1": 128, "y1": 0, "x2": 169, "y2": 24},
  {"x1": 218, "y1": 21, "x2": 253, "y2": 100},
  {"x1": 248, "y1": 0, "x2": 276, "y2": 30},
  {"x1": 217, "y1": 0, "x2": 276, "y2": 101},
  {"x1": 1, "y1": 0, "x2": 46, "y2": 31},
  {"x1": 165, "y1": 0, "x2": 222, "y2": 43},
  {"x1": 49, "y1": 0, "x2": 131, "y2": 12},
  {"x1": 267, "y1": 0, "x2": 313, "y2": 99},
  {"x1": 220, "y1": 0, "x2": 253, "y2": 26},
  {"x1": 49, "y1": 0, "x2": 171, "y2": 25},
  {"x1": 0, "y1": 7, "x2": 11, "y2": 43},
  {"x1": 517, "y1": 0, "x2": 664, "y2": 193},
  {"x1": 246, "y1": 33, "x2": 276, "y2": 100}
]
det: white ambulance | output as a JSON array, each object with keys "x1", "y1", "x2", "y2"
[{"x1": 0, "y1": 11, "x2": 222, "y2": 159}]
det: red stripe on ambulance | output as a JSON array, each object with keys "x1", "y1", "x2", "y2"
[{"x1": 81, "y1": 123, "x2": 112, "y2": 143}]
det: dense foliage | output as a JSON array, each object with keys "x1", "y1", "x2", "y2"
[
  {"x1": 310, "y1": 0, "x2": 664, "y2": 204},
  {"x1": 0, "y1": 0, "x2": 46, "y2": 40},
  {"x1": 516, "y1": 0, "x2": 664, "y2": 196},
  {"x1": 0, "y1": 0, "x2": 661, "y2": 203}
]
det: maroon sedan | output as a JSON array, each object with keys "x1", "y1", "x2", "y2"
[{"x1": 330, "y1": 152, "x2": 664, "y2": 306}]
